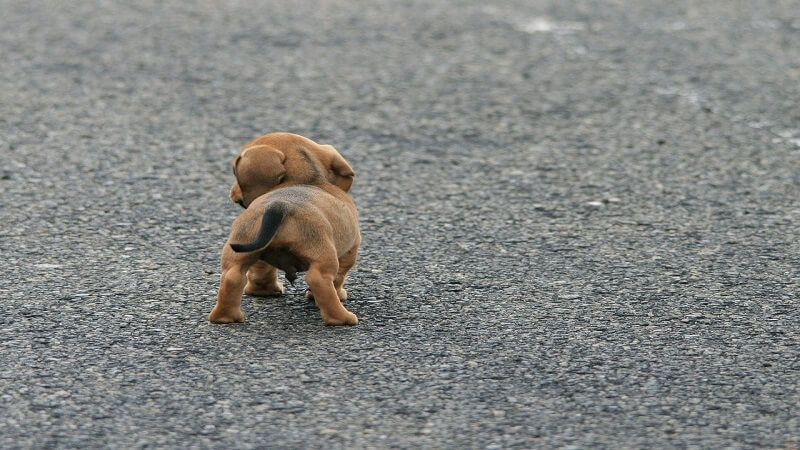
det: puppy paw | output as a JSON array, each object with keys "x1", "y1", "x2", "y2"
[
  {"x1": 322, "y1": 311, "x2": 358, "y2": 326},
  {"x1": 306, "y1": 288, "x2": 347, "y2": 302},
  {"x1": 245, "y1": 281, "x2": 285, "y2": 297},
  {"x1": 208, "y1": 307, "x2": 245, "y2": 324}
]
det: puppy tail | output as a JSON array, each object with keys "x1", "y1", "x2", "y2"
[{"x1": 229, "y1": 203, "x2": 287, "y2": 253}]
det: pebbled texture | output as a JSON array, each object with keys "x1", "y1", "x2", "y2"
[{"x1": 1, "y1": 0, "x2": 798, "y2": 448}]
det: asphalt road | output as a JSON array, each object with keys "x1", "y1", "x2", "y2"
[{"x1": 1, "y1": 0, "x2": 799, "y2": 448}]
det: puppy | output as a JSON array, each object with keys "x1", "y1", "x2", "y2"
[
  {"x1": 209, "y1": 135, "x2": 361, "y2": 326},
  {"x1": 229, "y1": 132, "x2": 355, "y2": 299}
]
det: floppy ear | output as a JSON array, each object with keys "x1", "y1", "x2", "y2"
[
  {"x1": 240, "y1": 145, "x2": 286, "y2": 172},
  {"x1": 232, "y1": 155, "x2": 242, "y2": 176},
  {"x1": 236, "y1": 145, "x2": 287, "y2": 204},
  {"x1": 329, "y1": 153, "x2": 354, "y2": 192},
  {"x1": 320, "y1": 144, "x2": 355, "y2": 192}
]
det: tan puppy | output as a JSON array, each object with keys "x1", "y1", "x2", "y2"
[
  {"x1": 209, "y1": 134, "x2": 361, "y2": 326},
  {"x1": 229, "y1": 132, "x2": 355, "y2": 299}
]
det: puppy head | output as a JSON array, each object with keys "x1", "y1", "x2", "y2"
[
  {"x1": 229, "y1": 145, "x2": 286, "y2": 208},
  {"x1": 230, "y1": 136, "x2": 356, "y2": 208}
]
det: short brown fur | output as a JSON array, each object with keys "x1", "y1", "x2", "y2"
[
  {"x1": 229, "y1": 132, "x2": 354, "y2": 208},
  {"x1": 209, "y1": 133, "x2": 361, "y2": 326}
]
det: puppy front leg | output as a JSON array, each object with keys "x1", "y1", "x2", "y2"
[
  {"x1": 245, "y1": 260, "x2": 285, "y2": 297},
  {"x1": 209, "y1": 263, "x2": 248, "y2": 324},
  {"x1": 306, "y1": 262, "x2": 358, "y2": 326}
]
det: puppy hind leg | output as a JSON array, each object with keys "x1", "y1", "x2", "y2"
[
  {"x1": 245, "y1": 261, "x2": 285, "y2": 297},
  {"x1": 334, "y1": 244, "x2": 359, "y2": 302},
  {"x1": 306, "y1": 261, "x2": 358, "y2": 326},
  {"x1": 306, "y1": 244, "x2": 358, "y2": 303},
  {"x1": 209, "y1": 263, "x2": 248, "y2": 324}
]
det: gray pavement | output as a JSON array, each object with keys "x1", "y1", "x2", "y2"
[{"x1": 1, "y1": 0, "x2": 799, "y2": 448}]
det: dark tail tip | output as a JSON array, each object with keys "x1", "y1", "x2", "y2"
[
  {"x1": 229, "y1": 242, "x2": 250, "y2": 252},
  {"x1": 229, "y1": 204, "x2": 287, "y2": 253}
]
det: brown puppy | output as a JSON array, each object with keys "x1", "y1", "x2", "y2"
[
  {"x1": 229, "y1": 132, "x2": 355, "y2": 299},
  {"x1": 209, "y1": 135, "x2": 361, "y2": 326}
]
